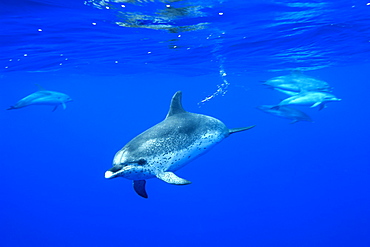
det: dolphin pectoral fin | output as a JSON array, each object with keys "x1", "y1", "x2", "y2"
[
  {"x1": 133, "y1": 180, "x2": 148, "y2": 198},
  {"x1": 311, "y1": 102, "x2": 321, "y2": 108},
  {"x1": 319, "y1": 103, "x2": 327, "y2": 111},
  {"x1": 274, "y1": 88, "x2": 299, "y2": 96},
  {"x1": 156, "y1": 172, "x2": 191, "y2": 185},
  {"x1": 229, "y1": 125, "x2": 256, "y2": 135},
  {"x1": 52, "y1": 105, "x2": 58, "y2": 112},
  {"x1": 62, "y1": 103, "x2": 66, "y2": 110},
  {"x1": 290, "y1": 119, "x2": 299, "y2": 124}
]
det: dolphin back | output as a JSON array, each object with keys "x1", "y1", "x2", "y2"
[{"x1": 167, "y1": 91, "x2": 256, "y2": 135}]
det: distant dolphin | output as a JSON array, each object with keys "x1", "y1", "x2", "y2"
[
  {"x1": 105, "y1": 91, "x2": 255, "y2": 198},
  {"x1": 278, "y1": 91, "x2": 341, "y2": 110},
  {"x1": 256, "y1": 105, "x2": 313, "y2": 124},
  {"x1": 7, "y1": 85, "x2": 72, "y2": 111},
  {"x1": 263, "y1": 72, "x2": 332, "y2": 93}
]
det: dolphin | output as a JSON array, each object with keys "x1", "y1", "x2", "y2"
[
  {"x1": 256, "y1": 105, "x2": 313, "y2": 124},
  {"x1": 263, "y1": 72, "x2": 332, "y2": 93},
  {"x1": 7, "y1": 85, "x2": 72, "y2": 111},
  {"x1": 278, "y1": 91, "x2": 341, "y2": 110},
  {"x1": 105, "y1": 91, "x2": 255, "y2": 198}
]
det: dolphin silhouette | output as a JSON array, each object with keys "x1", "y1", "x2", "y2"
[
  {"x1": 7, "y1": 85, "x2": 72, "y2": 111},
  {"x1": 278, "y1": 91, "x2": 341, "y2": 110},
  {"x1": 263, "y1": 72, "x2": 333, "y2": 93},
  {"x1": 257, "y1": 105, "x2": 313, "y2": 124}
]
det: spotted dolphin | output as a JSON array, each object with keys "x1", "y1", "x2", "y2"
[
  {"x1": 105, "y1": 91, "x2": 255, "y2": 198},
  {"x1": 7, "y1": 85, "x2": 72, "y2": 111}
]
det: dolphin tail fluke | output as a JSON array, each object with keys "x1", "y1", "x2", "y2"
[
  {"x1": 133, "y1": 180, "x2": 148, "y2": 198},
  {"x1": 229, "y1": 125, "x2": 256, "y2": 135},
  {"x1": 156, "y1": 172, "x2": 191, "y2": 185},
  {"x1": 7, "y1": 106, "x2": 15, "y2": 110}
]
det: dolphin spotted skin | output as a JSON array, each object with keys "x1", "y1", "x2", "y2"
[
  {"x1": 278, "y1": 91, "x2": 341, "y2": 110},
  {"x1": 7, "y1": 85, "x2": 72, "y2": 111},
  {"x1": 256, "y1": 105, "x2": 313, "y2": 124},
  {"x1": 105, "y1": 91, "x2": 255, "y2": 198}
]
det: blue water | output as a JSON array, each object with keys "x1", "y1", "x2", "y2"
[{"x1": 1, "y1": 0, "x2": 370, "y2": 246}]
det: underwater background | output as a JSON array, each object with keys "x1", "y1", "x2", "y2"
[{"x1": 1, "y1": 0, "x2": 370, "y2": 246}]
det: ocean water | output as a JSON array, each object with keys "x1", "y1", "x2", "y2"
[{"x1": 1, "y1": 0, "x2": 370, "y2": 246}]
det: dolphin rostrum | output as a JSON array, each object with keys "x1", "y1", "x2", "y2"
[
  {"x1": 7, "y1": 85, "x2": 72, "y2": 111},
  {"x1": 105, "y1": 91, "x2": 255, "y2": 198}
]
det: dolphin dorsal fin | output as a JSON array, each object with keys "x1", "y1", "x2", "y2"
[{"x1": 166, "y1": 91, "x2": 187, "y2": 118}]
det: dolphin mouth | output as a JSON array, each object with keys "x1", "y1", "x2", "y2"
[
  {"x1": 104, "y1": 165, "x2": 131, "y2": 179},
  {"x1": 105, "y1": 171, "x2": 115, "y2": 179},
  {"x1": 104, "y1": 170, "x2": 124, "y2": 179}
]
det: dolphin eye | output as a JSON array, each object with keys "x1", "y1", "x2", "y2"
[
  {"x1": 127, "y1": 159, "x2": 147, "y2": 165},
  {"x1": 137, "y1": 159, "x2": 147, "y2": 165}
]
